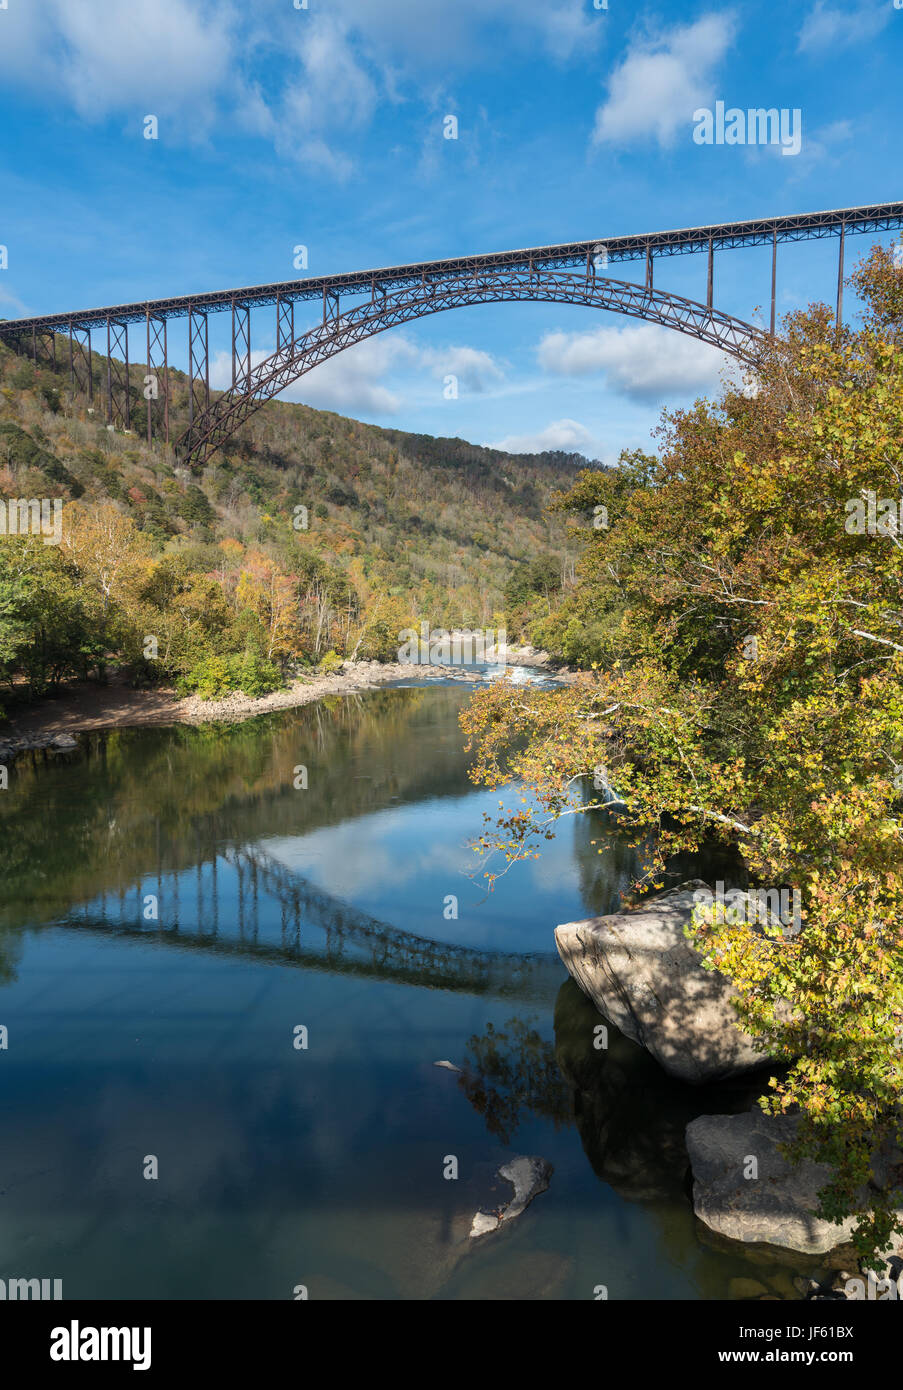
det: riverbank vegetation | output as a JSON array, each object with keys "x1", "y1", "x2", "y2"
[
  {"x1": 461, "y1": 245, "x2": 903, "y2": 1266},
  {"x1": 0, "y1": 340, "x2": 578, "y2": 712}
]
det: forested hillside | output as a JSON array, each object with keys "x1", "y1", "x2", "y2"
[{"x1": 0, "y1": 337, "x2": 591, "y2": 705}]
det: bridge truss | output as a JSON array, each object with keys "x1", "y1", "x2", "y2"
[{"x1": 1, "y1": 201, "x2": 900, "y2": 467}]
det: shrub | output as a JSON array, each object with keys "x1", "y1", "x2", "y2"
[
  {"x1": 177, "y1": 653, "x2": 284, "y2": 700},
  {"x1": 235, "y1": 654, "x2": 283, "y2": 697},
  {"x1": 317, "y1": 649, "x2": 344, "y2": 674}
]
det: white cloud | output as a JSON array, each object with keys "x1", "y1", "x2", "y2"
[
  {"x1": 0, "y1": 286, "x2": 29, "y2": 315},
  {"x1": 209, "y1": 348, "x2": 271, "y2": 393},
  {"x1": 420, "y1": 345, "x2": 505, "y2": 392},
  {"x1": 796, "y1": 116, "x2": 855, "y2": 166},
  {"x1": 592, "y1": 13, "x2": 735, "y2": 149},
  {"x1": 0, "y1": 0, "x2": 603, "y2": 172},
  {"x1": 0, "y1": 2, "x2": 60, "y2": 89},
  {"x1": 274, "y1": 18, "x2": 379, "y2": 176},
  {"x1": 332, "y1": 0, "x2": 602, "y2": 66},
  {"x1": 797, "y1": 0, "x2": 889, "y2": 53},
  {"x1": 539, "y1": 4, "x2": 605, "y2": 64},
  {"x1": 487, "y1": 418, "x2": 597, "y2": 455},
  {"x1": 0, "y1": 0, "x2": 238, "y2": 123},
  {"x1": 537, "y1": 322, "x2": 730, "y2": 401},
  {"x1": 211, "y1": 332, "x2": 506, "y2": 416},
  {"x1": 262, "y1": 822, "x2": 467, "y2": 898},
  {"x1": 281, "y1": 336, "x2": 418, "y2": 414},
  {"x1": 209, "y1": 341, "x2": 407, "y2": 415},
  {"x1": 749, "y1": 117, "x2": 854, "y2": 178}
]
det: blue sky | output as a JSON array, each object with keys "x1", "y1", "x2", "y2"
[{"x1": 0, "y1": 0, "x2": 900, "y2": 462}]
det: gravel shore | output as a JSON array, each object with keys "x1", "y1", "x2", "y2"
[{"x1": 0, "y1": 651, "x2": 565, "y2": 762}]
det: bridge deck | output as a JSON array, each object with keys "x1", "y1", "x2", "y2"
[{"x1": 2, "y1": 202, "x2": 900, "y2": 335}]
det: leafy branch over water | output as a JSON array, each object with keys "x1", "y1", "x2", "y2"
[{"x1": 461, "y1": 244, "x2": 903, "y2": 1267}]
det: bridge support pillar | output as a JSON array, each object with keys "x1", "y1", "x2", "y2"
[
  {"x1": 706, "y1": 236, "x2": 713, "y2": 310},
  {"x1": 188, "y1": 307, "x2": 209, "y2": 426},
  {"x1": 770, "y1": 229, "x2": 777, "y2": 335},
  {"x1": 105, "y1": 316, "x2": 131, "y2": 431},
  {"x1": 69, "y1": 323, "x2": 93, "y2": 402},
  {"x1": 146, "y1": 311, "x2": 169, "y2": 445},
  {"x1": 836, "y1": 223, "x2": 846, "y2": 330},
  {"x1": 645, "y1": 244, "x2": 653, "y2": 291},
  {"x1": 32, "y1": 329, "x2": 57, "y2": 368},
  {"x1": 231, "y1": 301, "x2": 251, "y2": 387},
  {"x1": 276, "y1": 293, "x2": 294, "y2": 354}
]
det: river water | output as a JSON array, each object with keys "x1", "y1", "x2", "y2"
[{"x1": 0, "y1": 675, "x2": 807, "y2": 1299}]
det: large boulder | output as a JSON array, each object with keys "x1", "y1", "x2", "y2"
[
  {"x1": 686, "y1": 1111, "x2": 903, "y2": 1256},
  {"x1": 553, "y1": 978, "x2": 762, "y2": 1202},
  {"x1": 555, "y1": 884, "x2": 773, "y2": 1084}
]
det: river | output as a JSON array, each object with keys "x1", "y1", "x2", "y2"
[{"x1": 0, "y1": 674, "x2": 805, "y2": 1299}]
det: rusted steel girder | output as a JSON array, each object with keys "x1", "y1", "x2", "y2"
[
  {"x1": 146, "y1": 312, "x2": 169, "y2": 444},
  {"x1": 188, "y1": 307, "x2": 209, "y2": 425},
  {"x1": 106, "y1": 317, "x2": 130, "y2": 431},
  {"x1": 32, "y1": 328, "x2": 57, "y2": 368},
  {"x1": 4, "y1": 201, "x2": 900, "y2": 338},
  {"x1": 276, "y1": 292, "x2": 294, "y2": 353},
  {"x1": 177, "y1": 267, "x2": 767, "y2": 469},
  {"x1": 231, "y1": 301, "x2": 251, "y2": 387},
  {"x1": 69, "y1": 323, "x2": 93, "y2": 401}
]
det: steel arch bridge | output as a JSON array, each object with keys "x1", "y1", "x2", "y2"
[
  {"x1": 1, "y1": 200, "x2": 900, "y2": 469},
  {"x1": 184, "y1": 268, "x2": 767, "y2": 469}
]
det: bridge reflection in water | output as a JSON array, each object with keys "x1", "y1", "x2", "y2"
[{"x1": 60, "y1": 843, "x2": 564, "y2": 1003}]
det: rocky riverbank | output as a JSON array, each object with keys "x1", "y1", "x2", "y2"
[
  {"x1": 0, "y1": 651, "x2": 565, "y2": 762},
  {"x1": 556, "y1": 886, "x2": 903, "y2": 1276}
]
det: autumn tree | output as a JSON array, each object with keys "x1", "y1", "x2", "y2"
[
  {"x1": 461, "y1": 245, "x2": 903, "y2": 1265},
  {"x1": 235, "y1": 551, "x2": 301, "y2": 665},
  {"x1": 0, "y1": 536, "x2": 101, "y2": 694}
]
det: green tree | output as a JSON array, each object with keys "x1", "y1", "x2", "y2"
[
  {"x1": 461, "y1": 247, "x2": 903, "y2": 1266},
  {"x1": 0, "y1": 538, "x2": 101, "y2": 695}
]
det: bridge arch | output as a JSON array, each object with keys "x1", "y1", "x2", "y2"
[{"x1": 178, "y1": 266, "x2": 766, "y2": 468}]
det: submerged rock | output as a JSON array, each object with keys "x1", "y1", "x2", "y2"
[
  {"x1": 728, "y1": 1276, "x2": 770, "y2": 1299},
  {"x1": 555, "y1": 884, "x2": 773, "y2": 1084},
  {"x1": 686, "y1": 1112, "x2": 903, "y2": 1256},
  {"x1": 469, "y1": 1155, "x2": 552, "y2": 1238},
  {"x1": 498, "y1": 1156, "x2": 552, "y2": 1220},
  {"x1": 469, "y1": 1210, "x2": 501, "y2": 1238},
  {"x1": 433, "y1": 1060, "x2": 461, "y2": 1072},
  {"x1": 0, "y1": 731, "x2": 80, "y2": 760}
]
